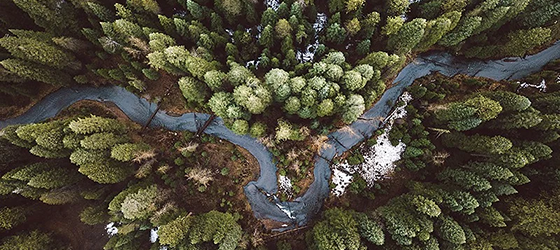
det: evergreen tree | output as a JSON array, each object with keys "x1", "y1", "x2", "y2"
[
  {"x1": 0, "y1": 206, "x2": 26, "y2": 230},
  {"x1": 68, "y1": 115, "x2": 126, "y2": 135},
  {"x1": 442, "y1": 132, "x2": 512, "y2": 154},
  {"x1": 111, "y1": 143, "x2": 151, "y2": 162},
  {"x1": 385, "y1": 0, "x2": 410, "y2": 16},
  {"x1": 0, "y1": 230, "x2": 56, "y2": 250},
  {"x1": 308, "y1": 208, "x2": 364, "y2": 250},
  {"x1": 388, "y1": 18, "x2": 426, "y2": 54},
  {"x1": 438, "y1": 16, "x2": 482, "y2": 47},
  {"x1": 0, "y1": 59, "x2": 73, "y2": 86},
  {"x1": 178, "y1": 76, "x2": 209, "y2": 105},
  {"x1": 0, "y1": 36, "x2": 76, "y2": 69},
  {"x1": 80, "y1": 132, "x2": 129, "y2": 150},
  {"x1": 12, "y1": 0, "x2": 80, "y2": 36},
  {"x1": 502, "y1": 27, "x2": 551, "y2": 57}
]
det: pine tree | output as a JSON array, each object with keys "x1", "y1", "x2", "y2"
[
  {"x1": 178, "y1": 76, "x2": 209, "y2": 105},
  {"x1": 86, "y1": 2, "x2": 115, "y2": 22},
  {"x1": 80, "y1": 205, "x2": 108, "y2": 225},
  {"x1": 502, "y1": 27, "x2": 551, "y2": 57},
  {"x1": 12, "y1": 0, "x2": 80, "y2": 36},
  {"x1": 27, "y1": 167, "x2": 81, "y2": 189},
  {"x1": 78, "y1": 161, "x2": 132, "y2": 184},
  {"x1": 159, "y1": 214, "x2": 193, "y2": 247},
  {"x1": 265, "y1": 68, "x2": 291, "y2": 102},
  {"x1": 0, "y1": 59, "x2": 73, "y2": 86},
  {"x1": 188, "y1": 211, "x2": 242, "y2": 250},
  {"x1": 0, "y1": 36, "x2": 76, "y2": 69},
  {"x1": 0, "y1": 230, "x2": 56, "y2": 250},
  {"x1": 385, "y1": 0, "x2": 410, "y2": 16},
  {"x1": 0, "y1": 206, "x2": 26, "y2": 230},
  {"x1": 111, "y1": 143, "x2": 151, "y2": 162},
  {"x1": 231, "y1": 120, "x2": 249, "y2": 135},
  {"x1": 438, "y1": 16, "x2": 482, "y2": 47},
  {"x1": 120, "y1": 185, "x2": 158, "y2": 220},
  {"x1": 68, "y1": 115, "x2": 126, "y2": 135},
  {"x1": 388, "y1": 18, "x2": 426, "y2": 54},
  {"x1": 342, "y1": 94, "x2": 365, "y2": 124},
  {"x1": 435, "y1": 216, "x2": 466, "y2": 245},
  {"x1": 80, "y1": 132, "x2": 129, "y2": 150},
  {"x1": 39, "y1": 188, "x2": 80, "y2": 205},
  {"x1": 326, "y1": 23, "x2": 347, "y2": 45},
  {"x1": 416, "y1": 15, "x2": 454, "y2": 51},
  {"x1": 232, "y1": 80, "x2": 272, "y2": 114},
  {"x1": 442, "y1": 132, "x2": 512, "y2": 154},
  {"x1": 309, "y1": 208, "x2": 364, "y2": 250}
]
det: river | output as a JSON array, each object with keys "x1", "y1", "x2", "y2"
[{"x1": 1, "y1": 41, "x2": 559, "y2": 229}]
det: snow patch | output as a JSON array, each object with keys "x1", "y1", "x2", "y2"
[
  {"x1": 275, "y1": 202, "x2": 296, "y2": 220},
  {"x1": 331, "y1": 92, "x2": 412, "y2": 196},
  {"x1": 278, "y1": 175, "x2": 293, "y2": 197},
  {"x1": 150, "y1": 228, "x2": 159, "y2": 243},
  {"x1": 266, "y1": 0, "x2": 280, "y2": 10},
  {"x1": 517, "y1": 79, "x2": 547, "y2": 92},
  {"x1": 331, "y1": 168, "x2": 354, "y2": 196},
  {"x1": 105, "y1": 222, "x2": 118, "y2": 236},
  {"x1": 297, "y1": 13, "x2": 327, "y2": 63}
]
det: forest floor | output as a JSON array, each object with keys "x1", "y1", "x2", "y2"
[{"x1": 54, "y1": 100, "x2": 275, "y2": 243}]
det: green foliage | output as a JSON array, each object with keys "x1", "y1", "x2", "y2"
[
  {"x1": 159, "y1": 211, "x2": 242, "y2": 249},
  {"x1": 178, "y1": 76, "x2": 209, "y2": 105},
  {"x1": 69, "y1": 115, "x2": 126, "y2": 135},
  {"x1": 233, "y1": 80, "x2": 272, "y2": 114},
  {"x1": 503, "y1": 27, "x2": 552, "y2": 57},
  {"x1": 231, "y1": 119, "x2": 249, "y2": 135},
  {"x1": 388, "y1": 18, "x2": 426, "y2": 54},
  {"x1": 80, "y1": 205, "x2": 108, "y2": 225},
  {"x1": 0, "y1": 230, "x2": 55, "y2": 250},
  {"x1": 342, "y1": 94, "x2": 365, "y2": 124},
  {"x1": 385, "y1": 0, "x2": 410, "y2": 16},
  {"x1": 111, "y1": 143, "x2": 151, "y2": 162},
  {"x1": 308, "y1": 208, "x2": 364, "y2": 250},
  {"x1": 439, "y1": 16, "x2": 482, "y2": 47},
  {"x1": 159, "y1": 214, "x2": 193, "y2": 247},
  {"x1": 443, "y1": 132, "x2": 512, "y2": 154},
  {"x1": 435, "y1": 216, "x2": 466, "y2": 245},
  {"x1": 0, "y1": 206, "x2": 26, "y2": 230},
  {"x1": 0, "y1": 58, "x2": 73, "y2": 86},
  {"x1": 121, "y1": 185, "x2": 158, "y2": 220},
  {"x1": 80, "y1": 132, "x2": 128, "y2": 150},
  {"x1": 0, "y1": 36, "x2": 75, "y2": 69}
]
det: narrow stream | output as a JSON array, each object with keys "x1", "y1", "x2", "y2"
[{"x1": 1, "y1": 41, "x2": 559, "y2": 229}]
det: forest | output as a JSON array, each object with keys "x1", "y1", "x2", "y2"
[{"x1": 0, "y1": 0, "x2": 559, "y2": 249}]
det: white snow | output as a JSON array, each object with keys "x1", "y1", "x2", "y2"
[
  {"x1": 297, "y1": 13, "x2": 327, "y2": 63},
  {"x1": 150, "y1": 228, "x2": 159, "y2": 243},
  {"x1": 517, "y1": 79, "x2": 547, "y2": 92},
  {"x1": 278, "y1": 175, "x2": 293, "y2": 197},
  {"x1": 331, "y1": 168, "x2": 354, "y2": 196},
  {"x1": 275, "y1": 202, "x2": 296, "y2": 220},
  {"x1": 331, "y1": 92, "x2": 412, "y2": 196},
  {"x1": 105, "y1": 222, "x2": 118, "y2": 236},
  {"x1": 266, "y1": 0, "x2": 280, "y2": 10}
]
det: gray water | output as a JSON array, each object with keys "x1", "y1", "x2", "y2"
[{"x1": 1, "y1": 41, "x2": 559, "y2": 228}]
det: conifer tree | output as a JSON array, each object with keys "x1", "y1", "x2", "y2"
[
  {"x1": 0, "y1": 230, "x2": 56, "y2": 250},
  {"x1": 178, "y1": 76, "x2": 209, "y2": 106},
  {"x1": 388, "y1": 18, "x2": 426, "y2": 54},
  {"x1": 12, "y1": 0, "x2": 80, "y2": 36},
  {"x1": 0, "y1": 36, "x2": 76, "y2": 69},
  {"x1": 0, "y1": 59, "x2": 73, "y2": 86},
  {"x1": 0, "y1": 206, "x2": 26, "y2": 230},
  {"x1": 68, "y1": 115, "x2": 126, "y2": 135}
]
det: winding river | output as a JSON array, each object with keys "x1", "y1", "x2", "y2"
[{"x1": 1, "y1": 41, "x2": 559, "y2": 229}]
